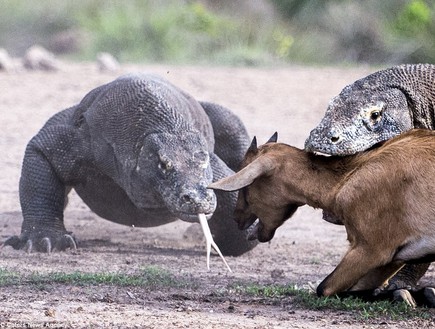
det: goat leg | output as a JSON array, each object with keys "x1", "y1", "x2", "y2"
[
  {"x1": 316, "y1": 246, "x2": 401, "y2": 297},
  {"x1": 350, "y1": 261, "x2": 405, "y2": 291}
]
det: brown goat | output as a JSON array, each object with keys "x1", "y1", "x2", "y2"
[{"x1": 209, "y1": 129, "x2": 435, "y2": 297}]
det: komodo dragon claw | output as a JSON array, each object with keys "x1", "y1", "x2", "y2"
[
  {"x1": 24, "y1": 239, "x2": 33, "y2": 253},
  {"x1": 392, "y1": 287, "x2": 435, "y2": 307},
  {"x1": 3, "y1": 233, "x2": 77, "y2": 253},
  {"x1": 392, "y1": 289, "x2": 417, "y2": 308},
  {"x1": 41, "y1": 237, "x2": 52, "y2": 254},
  {"x1": 63, "y1": 234, "x2": 77, "y2": 251}
]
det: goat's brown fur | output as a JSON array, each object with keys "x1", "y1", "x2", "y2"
[{"x1": 209, "y1": 129, "x2": 435, "y2": 297}]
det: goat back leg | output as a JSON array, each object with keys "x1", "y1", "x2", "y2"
[{"x1": 316, "y1": 247, "x2": 396, "y2": 297}]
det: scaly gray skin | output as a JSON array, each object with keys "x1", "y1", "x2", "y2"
[
  {"x1": 305, "y1": 64, "x2": 435, "y2": 301},
  {"x1": 4, "y1": 73, "x2": 256, "y2": 256}
]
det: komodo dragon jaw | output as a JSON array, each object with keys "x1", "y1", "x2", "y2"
[{"x1": 170, "y1": 186, "x2": 217, "y2": 222}]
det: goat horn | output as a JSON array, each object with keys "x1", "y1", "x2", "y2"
[
  {"x1": 248, "y1": 136, "x2": 258, "y2": 153},
  {"x1": 267, "y1": 132, "x2": 278, "y2": 143},
  {"x1": 208, "y1": 156, "x2": 275, "y2": 191}
]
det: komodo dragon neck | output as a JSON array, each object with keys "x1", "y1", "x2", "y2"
[{"x1": 376, "y1": 64, "x2": 435, "y2": 129}]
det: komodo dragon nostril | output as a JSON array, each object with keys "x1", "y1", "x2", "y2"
[
  {"x1": 182, "y1": 193, "x2": 193, "y2": 203},
  {"x1": 329, "y1": 129, "x2": 341, "y2": 144},
  {"x1": 331, "y1": 136, "x2": 341, "y2": 144}
]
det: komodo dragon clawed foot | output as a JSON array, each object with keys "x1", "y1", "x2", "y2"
[
  {"x1": 380, "y1": 286, "x2": 435, "y2": 308},
  {"x1": 4, "y1": 231, "x2": 77, "y2": 253},
  {"x1": 339, "y1": 286, "x2": 435, "y2": 308}
]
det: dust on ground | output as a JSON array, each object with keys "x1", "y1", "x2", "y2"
[{"x1": 1, "y1": 63, "x2": 434, "y2": 328}]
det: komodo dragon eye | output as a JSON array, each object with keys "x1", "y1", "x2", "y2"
[
  {"x1": 193, "y1": 151, "x2": 209, "y2": 168},
  {"x1": 370, "y1": 110, "x2": 382, "y2": 122},
  {"x1": 158, "y1": 155, "x2": 173, "y2": 172}
]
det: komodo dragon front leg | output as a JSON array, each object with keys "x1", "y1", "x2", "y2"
[{"x1": 4, "y1": 126, "x2": 80, "y2": 252}]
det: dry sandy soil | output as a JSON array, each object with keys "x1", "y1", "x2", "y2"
[{"x1": 0, "y1": 63, "x2": 434, "y2": 328}]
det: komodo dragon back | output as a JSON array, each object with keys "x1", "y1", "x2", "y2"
[{"x1": 305, "y1": 63, "x2": 435, "y2": 155}]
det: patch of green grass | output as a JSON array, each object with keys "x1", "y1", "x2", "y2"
[
  {"x1": 292, "y1": 288, "x2": 431, "y2": 321},
  {"x1": 228, "y1": 282, "x2": 431, "y2": 320},
  {"x1": 0, "y1": 268, "x2": 20, "y2": 285},
  {"x1": 0, "y1": 265, "x2": 192, "y2": 289}
]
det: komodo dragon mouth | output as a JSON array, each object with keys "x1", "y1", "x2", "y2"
[{"x1": 179, "y1": 211, "x2": 214, "y2": 222}]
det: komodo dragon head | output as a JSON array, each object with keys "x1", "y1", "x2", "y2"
[
  {"x1": 134, "y1": 131, "x2": 216, "y2": 222},
  {"x1": 305, "y1": 64, "x2": 435, "y2": 155},
  {"x1": 305, "y1": 84, "x2": 413, "y2": 155}
]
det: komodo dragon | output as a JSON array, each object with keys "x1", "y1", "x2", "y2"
[
  {"x1": 4, "y1": 73, "x2": 257, "y2": 258},
  {"x1": 305, "y1": 63, "x2": 435, "y2": 304}
]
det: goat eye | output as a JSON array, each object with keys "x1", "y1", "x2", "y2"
[{"x1": 370, "y1": 110, "x2": 382, "y2": 122}]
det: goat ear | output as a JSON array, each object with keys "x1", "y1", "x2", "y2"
[
  {"x1": 208, "y1": 156, "x2": 275, "y2": 191},
  {"x1": 267, "y1": 132, "x2": 278, "y2": 143}
]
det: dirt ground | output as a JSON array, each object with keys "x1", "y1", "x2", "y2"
[{"x1": 1, "y1": 63, "x2": 434, "y2": 328}]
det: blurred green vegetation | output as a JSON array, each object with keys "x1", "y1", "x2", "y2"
[
  {"x1": 0, "y1": 0, "x2": 434, "y2": 66},
  {"x1": 272, "y1": 0, "x2": 435, "y2": 64}
]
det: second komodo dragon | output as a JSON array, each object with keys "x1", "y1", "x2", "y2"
[{"x1": 5, "y1": 73, "x2": 256, "y2": 257}]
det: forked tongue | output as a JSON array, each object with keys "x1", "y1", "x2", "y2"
[{"x1": 198, "y1": 213, "x2": 232, "y2": 272}]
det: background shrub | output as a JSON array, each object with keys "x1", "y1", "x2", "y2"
[{"x1": 1, "y1": 0, "x2": 434, "y2": 65}]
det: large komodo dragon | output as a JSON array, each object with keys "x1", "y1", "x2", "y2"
[
  {"x1": 4, "y1": 73, "x2": 256, "y2": 257},
  {"x1": 305, "y1": 63, "x2": 435, "y2": 303}
]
